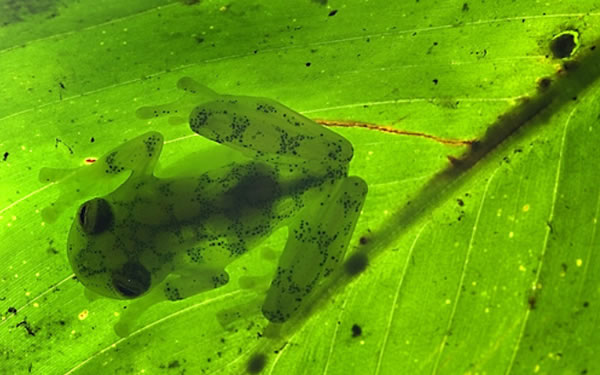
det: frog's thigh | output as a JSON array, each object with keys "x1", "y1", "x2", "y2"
[
  {"x1": 188, "y1": 96, "x2": 353, "y2": 165},
  {"x1": 39, "y1": 131, "x2": 164, "y2": 222},
  {"x1": 262, "y1": 176, "x2": 367, "y2": 323}
]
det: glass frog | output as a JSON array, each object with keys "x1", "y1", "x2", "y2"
[{"x1": 40, "y1": 77, "x2": 367, "y2": 337}]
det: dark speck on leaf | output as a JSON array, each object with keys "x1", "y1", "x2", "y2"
[
  {"x1": 462, "y1": 3, "x2": 469, "y2": 11},
  {"x1": 351, "y1": 324, "x2": 362, "y2": 337},
  {"x1": 537, "y1": 77, "x2": 552, "y2": 91},
  {"x1": 345, "y1": 252, "x2": 368, "y2": 276},
  {"x1": 2, "y1": 152, "x2": 8, "y2": 161},
  {"x1": 550, "y1": 32, "x2": 578, "y2": 59},
  {"x1": 328, "y1": 9, "x2": 338, "y2": 16},
  {"x1": 247, "y1": 353, "x2": 267, "y2": 374},
  {"x1": 528, "y1": 295, "x2": 537, "y2": 310},
  {"x1": 8, "y1": 307, "x2": 17, "y2": 314},
  {"x1": 305, "y1": 62, "x2": 311, "y2": 67},
  {"x1": 433, "y1": 78, "x2": 438, "y2": 85},
  {"x1": 457, "y1": 198, "x2": 464, "y2": 206}
]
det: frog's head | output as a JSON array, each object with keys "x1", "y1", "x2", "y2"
[{"x1": 67, "y1": 197, "x2": 156, "y2": 300}]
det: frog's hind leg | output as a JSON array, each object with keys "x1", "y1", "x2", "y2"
[
  {"x1": 188, "y1": 95, "x2": 354, "y2": 170},
  {"x1": 136, "y1": 77, "x2": 219, "y2": 125},
  {"x1": 261, "y1": 176, "x2": 367, "y2": 323}
]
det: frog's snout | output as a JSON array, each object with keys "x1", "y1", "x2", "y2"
[{"x1": 112, "y1": 261, "x2": 151, "y2": 298}]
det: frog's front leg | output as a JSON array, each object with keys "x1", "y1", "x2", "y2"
[
  {"x1": 114, "y1": 266, "x2": 229, "y2": 337},
  {"x1": 262, "y1": 176, "x2": 367, "y2": 323},
  {"x1": 39, "y1": 131, "x2": 164, "y2": 222}
]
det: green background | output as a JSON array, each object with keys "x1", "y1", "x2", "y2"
[{"x1": 1, "y1": 0, "x2": 599, "y2": 374}]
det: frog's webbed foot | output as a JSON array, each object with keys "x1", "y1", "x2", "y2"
[
  {"x1": 39, "y1": 132, "x2": 164, "y2": 223},
  {"x1": 136, "y1": 77, "x2": 219, "y2": 126},
  {"x1": 262, "y1": 176, "x2": 368, "y2": 323},
  {"x1": 216, "y1": 297, "x2": 264, "y2": 330}
]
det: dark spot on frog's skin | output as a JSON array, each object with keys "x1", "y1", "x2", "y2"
[
  {"x1": 90, "y1": 137, "x2": 95, "y2": 143},
  {"x1": 247, "y1": 352, "x2": 267, "y2": 374},
  {"x1": 168, "y1": 360, "x2": 180, "y2": 369},
  {"x1": 457, "y1": 198, "x2": 464, "y2": 206},
  {"x1": 359, "y1": 236, "x2": 369, "y2": 245},
  {"x1": 550, "y1": 31, "x2": 578, "y2": 59},
  {"x1": 345, "y1": 252, "x2": 368, "y2": 276},
  {"x1": 351, "y1": 323, "x2": 362, "y2": 337},
  {"x1": 328, "y1": 9, "x2": 337, "y2": 16},
  {"x1": 8, "y1": 307, "x2": 17, "y2": 314},
  {"x1": 78, "y1": 198, "x2": 113, "y2": 235},
  {"x1": 305, "y1": 62, "x2": 311, "y2": 67},
  {"x1": 112, "y1": 261, "x2": 151, "y2": 298},
  {"x1": 583, "y1": 301, "x2": 590, "y2": 308},
  {"x1": 2, "y1": 152, "x2": 8, "y2": 161},
  {"x1": 462, "y1": 3, "x2": 469, "y2": 11},
  {"x1": 433, "y1": 78, "x2": 438, "y2": 85}
]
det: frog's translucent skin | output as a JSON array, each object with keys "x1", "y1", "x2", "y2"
[{"x1": 41, "y1": 77, "x2": 367, "y2": 336}]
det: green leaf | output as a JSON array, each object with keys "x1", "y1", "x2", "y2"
[{"x1": 1, "y1": 1, "x2": 599, "y2": 374}]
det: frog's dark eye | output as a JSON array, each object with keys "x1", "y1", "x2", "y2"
[
  {"x1": 78, "y1": 198, "x2": 113, "y2": 235},
  {"x1": 112, "y1": 261, "x2": 151, "y2": 298}
]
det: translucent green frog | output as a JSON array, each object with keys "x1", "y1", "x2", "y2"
[{"x1": 40, "y1": 78, "x2": 367, "y2": 336}]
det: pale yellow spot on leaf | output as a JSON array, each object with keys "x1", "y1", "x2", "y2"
[{"x1": 78, "y1": 310, "x2": 89, "y2": 320}]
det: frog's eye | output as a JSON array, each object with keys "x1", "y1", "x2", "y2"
[
  {"x1": 112, "y1": 261, "x2": 151, "y2": 298},
  {"x1": 78, "y1": 198, "x2": 113, "y2": 235}
]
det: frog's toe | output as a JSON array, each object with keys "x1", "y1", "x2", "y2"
[
  {"x1": 114, "y1": 319, "x2": 133, "y2": 338},
  {"x1": 41, "y1": 207, "x2": 59, "y2": 223}
]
